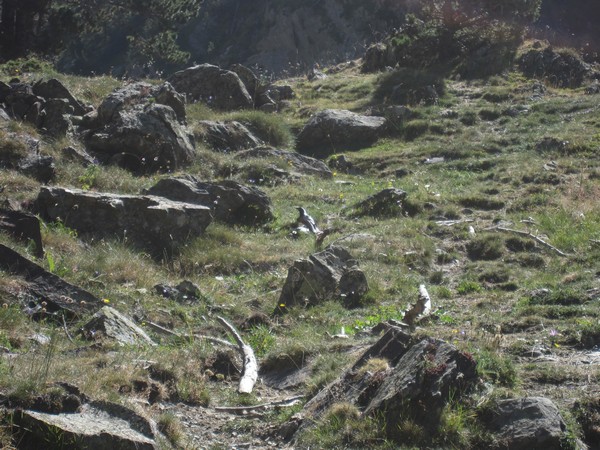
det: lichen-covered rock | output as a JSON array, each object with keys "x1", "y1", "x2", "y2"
[
  {"x1": 14, "y1": 399, "x2": 158, "y2": 449},
  {"x1": 0, "y1": 208, "x2": 44, "y2": 257},
  {"x1": 236, "y1": 147, "x2": 333, "y2": 179},
  {"x1": 80, "y1": 82, "x2": 192, "y2": 173},
  {"x1": 297, "y1": 328, "x2": 478, "y2": 442},
  {"x1": 35, "y1": 187, "x2": 212, "y2": 255},
  {"x1": 32, "y1": 78, "x2": 86, "y2": 116},
  {"x1": 296, "y1": 109, "x2": 386, "y2": 158},
  {"x1": 82, "y1": 306, "x2": 156, "y2": 346},
  {"x1": 0, "y1": 244, "x2": 101, "y2": 318},
  {"x1": 145, "y1": 176, "x2": 274, "y2": 226},
  {"x1": 94, "y1": 82, "x2": 185, "y2": 125},
  {"x1": 168, "y1": 64, "x2": 253, "y2": 110},
  {"x1": 351, "y1": 188, "x2": 408, "y2": 217},
  {"x1": 277, "y1": 246, "x2": 367, "y2": 309},
  {"x1": 195, "y1": 120, "x2": 262, "y2": 152},
  {"x1": 86, "y1": 102, "x2": 194, "y2": 173},
  {"x1": 483, "y1": 397, "x2": 567, "y2": 450}
]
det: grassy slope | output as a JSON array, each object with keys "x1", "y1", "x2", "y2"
[{"x1": 1, "y1": 58, "x2": 600, "y2": 448}]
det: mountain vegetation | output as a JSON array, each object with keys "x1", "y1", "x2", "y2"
[{"x1": 0, "y1": 0, "x2": 600, "y2": 448}]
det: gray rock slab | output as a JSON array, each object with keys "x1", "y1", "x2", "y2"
[
  {"x1": 296, "y1": 109, "x2": 386, "y2": 158},
  {"x1": 15, "y1": 400, "x2": 157, "y2": 449},
  {"x1": 35, "y1": 187, "x2": 212, "y2": 255}
]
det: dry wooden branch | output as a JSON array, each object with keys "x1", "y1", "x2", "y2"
[
  {"x1": 194, "y1": 335, "x2": 238, "y2": 349},
  {"x1": 144, "y1": 320, "x2": 238, "y2": 349},
  {"x1": 213, "y1": 395, "x2": 305, "y2": 415},
  {"x1": 145, "y1": 320, "x2": 180, "y2": 337},
  {"x1": 494, "y1": 226, "x2": 569, "y2": 257},
  {"x1": 217, "y1": 316, "x2": 258, "y2": 394},
  {"x1": 62, "y1": 314, "x2": 74, "y2": 343},
  {"x1": 403, "y1": 284, "x2": 432, "y2": 327},
  {"x1": 435, "y1": 219, "x2": 474, "y2": 227}
]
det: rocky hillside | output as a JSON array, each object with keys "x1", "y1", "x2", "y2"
[
  {"x1": 1, "y1": 35, "x2": 600, "y2": 450},
  {"x1": 178, "y1": 0, "x2": 407, "y2": 75}
]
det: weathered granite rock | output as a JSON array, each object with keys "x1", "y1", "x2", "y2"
[
  {"x1": 34, "y1": 187, "x2": 212, "y2": 255},
  {"x1": 277, "y1": 246, "x2": 368, "y2": 309},
  {"x1": 17, "y1": 153, "x2": 56, "y2": 183},
  {"x1": 32, "y1": 78, "x2": 86, "y2": 115},
  {"x1": 168, "y1": 64, "x2": 253, "y2": 110},
  {"x1": 82, "y1": 306, "x2": 156, "y2": 346},
  {"x1": 0, "y1": 244, "x2": 101, "y2": 318},
  {"x1": 363, "y1": 339, "x2": 477, "y2": 439},
  {"x1": 145, "y1": 176, "x2": 274, "y2": 226},
  {"x1": 80, "y1": 82, "x2": 192, "y2": 173},
  {"x1": 61, "y1": 146, "x2": 97, "y2": 166},
  {"x1": 236, "y1": 147, "x2": 332, "y2": 179},
  {"x1": 196, "y1": 120, "x2": 262, "y2": 152},
  {"x1": 297, "y1": 328, "x2": 478, "y2": 442},
  {"x1": 1, "y1": 79, "x2": 86, "y2": 137},
  {"x1": 0, "y1": 81, "x2": 42, "y2": 124},
  {"x1": 85, "y1": 103, "x2": 195, "y2": 173},
  {"x1": 483, "y1": 397, "x2": 567, "y2": 450},
  {"x1": 228, "y1": 64, "x2": 295, "y2": 110},
  {"x1": 296, "y1": 109, "x2": 386, "y2": 158},
  {"x1": 39, "y1": 97, "x2": 73, "y2": 137},
  {"x1": 0, "y1": 208, "x2": 44, "y2": 257},
  {"x1": 94, "y1": 82, "x2": 185, "y2": 125},
  {"x1": 351, "y1": 188, "x2": 408, "y2": 217},
  {"x1": 229, "y1": 63, "x2": 261, "y2": 100},
  {"x1": 14, "y1": 399, "x2": 158, "y2": 450},
  {"x1": 151, "y1": 82, "x2": 187, "y2": 123}
]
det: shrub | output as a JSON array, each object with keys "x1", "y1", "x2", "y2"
[{"x1": 373, "y1": 68, "x2": 445, "y2": 106}]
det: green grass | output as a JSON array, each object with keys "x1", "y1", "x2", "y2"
[{"x1": 0, "y1": 55, "x2": 599, "y2": 448}]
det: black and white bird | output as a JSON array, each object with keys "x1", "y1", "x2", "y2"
[{"x1": 296, "y1": 207, "x2": 321, "y2": 235}]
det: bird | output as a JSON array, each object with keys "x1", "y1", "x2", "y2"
[{"x1": 296, "y1": 207, "x2": 321, "y2": 235}]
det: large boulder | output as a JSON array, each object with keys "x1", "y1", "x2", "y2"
[
  {"x1": 0, "y1": 244, "x2": 101, "y2": 319},
  {"x1": 85, "y1": 103, "x2": 194, "y2": 173},
  {"x1": 296, "y1": 109, "x2": 386, "y2": 158},
  {"x1": 482, "y1": 397, "x2": 567, "y2": 450},
  {"x1": 195, "y1": 120, "x2": 262, "y2": 152},
  {"x1": 93, "y1": 82, "x2": 186, "y2": 125},
  {"x1": 277, "y1": 246, "x2": 368, "y2": 309},
  {"x1": 0, "y1": 81, "x2": 42, "y2": 124},
  {"x1": 297, "y1": 327, "x2": 478, "y2": 441},
  {"x1": 34, "y1": 187, "x2": 212, "y2": 255},
  {"x1": 81, "y1": 82, "x2": 192, "y2": 173},
  {"x1": 235, "y1": 147, "x2": 333, "y2": 179},
  {"x1": 144, "y1": 176, "x2": 274, "y2": 226},
  {"x1": 0, "y1": 78, "x2": 85, "y2": 137},
  {"x1": 168, "y1": 64, "x2": 253, "y2": 110},
  {"x1": 14, "y1": 399, "x2": 158, "y2": 450},
  {"x1": 32, "y1": 78, "x2": 86, "y2": 116}
]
